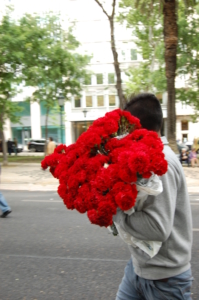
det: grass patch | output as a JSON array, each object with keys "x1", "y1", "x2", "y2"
[{"x1": 0, "y1": 156, "x2": 45, "y2": 163}]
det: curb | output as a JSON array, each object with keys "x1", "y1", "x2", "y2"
[
  {"x1": 0, "y1": 184, "x2": 58, "y2": 191},
  {"x1": 188, "y1": 187, "x2": 199, "y2": 194},
  {"x1": 1, "y1": 163, "x2": 42, "y2": 167}
]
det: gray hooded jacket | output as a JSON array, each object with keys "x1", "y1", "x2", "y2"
[{"x1": 113, "y1": 136, "x2": 193, "y2": 280}]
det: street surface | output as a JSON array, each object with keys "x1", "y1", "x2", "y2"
[{"x1": 0, "y1": 164, "x2": 199, "y2": 299}]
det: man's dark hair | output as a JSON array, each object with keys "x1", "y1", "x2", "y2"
[
  {"x1": 124, "y1": 93, "x2": 163, "y2": 132},
  {"x1": 49, "y1": 137, "x2": 53, "y2": 141}
]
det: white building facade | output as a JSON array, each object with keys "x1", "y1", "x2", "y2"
[{"x1": 2, "y1": 0, "x2": 199, "y2": 146}]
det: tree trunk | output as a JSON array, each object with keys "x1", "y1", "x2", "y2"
[
  {"x1": 94, "y1": 0, "x2": 127, "y2": 109},
  {"x1": 0, "y1": 113, "x2": 8, "y2": 165},
  {"x1": 109, "y1": 17, "x2": 127, "y2": 109},
  {"x1": 163, "y1": 0, "x2": 178, "y2": 152}
]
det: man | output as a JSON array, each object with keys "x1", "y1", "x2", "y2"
[
  {"x1": 46, "y1": 137, "x2": 56, "y2": 155},
  {"x1": 180, "y1": 148, "x2": 190, "y2": 166},
  {"x1": 0, "y1": 191, "x2": 12, "y2": 218},
  {"x1": 189, "y1": 148, "x2": 198, "y2": 168},
  {"x1": 113, "y1": 93, "x2": 193, "y2": 299},
  {"x1": 13, "y1": 138, "x2": 18, "y2": 156},
  {"x1": 7, "y1": 139, "x2": 13, "y2": 155}
]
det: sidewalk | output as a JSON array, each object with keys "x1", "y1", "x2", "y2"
[
  {"x1": 182, "y1": 167, "x2": 199, "y2": 193},
  {"x1": 0, "y1": 163, "x2": 58, "y2": 191},
  {"x1": 0, "y1": 163, "x2": 198, "y2": 193}
]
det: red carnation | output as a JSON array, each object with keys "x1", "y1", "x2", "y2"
[
  {"x1": 130, "y1": 129, "x2": 148, "y2": 141},
  {"x1": 128, "y1": 151, "x2": 150, "y2": 175},
  {"x1": 118, "y1": 167, "x2": 137, "y2": 183},
  {"x1": 67, "y1": 175, "x2": 79, "y2": 190},
  {"x1": 112, "y1": 182, "x2": 137, "y2": 210},
  {"x1": 92, "y1": 116, "x2": 106, "y2": 127},
  {"x1": 150, "y1": 153, "x2": 168, "y2": 175},
  {"x1": 87, "y1": 202, "x2": 114, "y2": 227},
  {"x1": 94, "y1": 168, "x2": 111, "y2": 192},
  {"x1": 54, "y1": 144, "x2": 67, "y2": 154},
  {"x1": 107, "y1": 164, "x2": 121, "y2": 185},
  {"x1": 63, "y1": 193, "x2": 75, "y2": 209},
  {"x1": 58, "y1": 183, "x2": 68, "y2": 199},
  {"x1": 103, "y1": 118, "x2": 119, "y2": 135},
  {"x1": 105, "y1": 110, "x2": 121, "y2": 121},
  {"x1": 74, "y1": 196, "x2": 87, "y2": 214},
  {"x1": 114, "y1": 183, "x2": 137, "y2": 211}
]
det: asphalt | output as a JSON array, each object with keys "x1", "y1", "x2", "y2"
[{"x1": 0, "y1": 163, "x2": 198, "y2": 193}]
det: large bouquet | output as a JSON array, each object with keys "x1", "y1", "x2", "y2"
[{"x1": 41, "y1": 109, "x2": 168, "y2": 232}]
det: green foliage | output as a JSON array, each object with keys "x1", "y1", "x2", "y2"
[
  {"x1": 118, "y1": 0, "x2": 166, "y2": 98},
  {"x1": 125, "y1": 63, "x2": 166, "y2": 96},
  {"x1": 0, "y1": 13, "x2": 25, "y2": 129},
  {"x1": 0, "y1": 10, "x2": 90, "y2": 131},
  {"x1": 177, "y1": 1, "x2": 199, "y2": 118},
  {"x1": 0, "y1": 155, "x2": 45, "y2": 163},
  {"x1": 19, "y1": 13, "x2": 90, "y2": 108},
  {"x1": 119, "y1": 0, "x2": 199, "y2": 116}
]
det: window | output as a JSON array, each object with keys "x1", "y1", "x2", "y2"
[
  {"x1": 121, "y1": 50, "x2": 126, "y2": 61},
  {"x1": 96, "y1": 74, "x2": 103, "y2": 84},
  {"x1": 86, "y1": 96, "x2": 92, "y2": 107},
  {"x1": 131, "y1": 49, "x2": 137, "y2": 60},
  {"x1": 108, "y1": 73, "x2": 115, "y2": 84},
  {"x1": 11, "y1": 127, "x2": 31, "y2": 144},
  {"x1": 73, "y1": 121, "x2": 94, "y2": 142},
  {"x1": 15, "y1": 102, "x2": 31, "y2": 117},
  {"x1": 182, "y1": 134, "x2": 188, "y2": 143},
  {"x1": 97, "y1": 95, "x2": 104, "y2": 107},
  {"x1": 74, "y1": 97, "x2": 81, "y2": 108},
  {"x1": 181, "y1": 121, "x2": 188, "y2": 131},
  {"x1": 109, "y1": 95, "x2": 116, "y2": 106},
  {"x1": 41, "y1": 126, "x2": 64, "y2": 144},
  {"x1": 84, "y1": 75, "x2": 92, "y2": 85}
]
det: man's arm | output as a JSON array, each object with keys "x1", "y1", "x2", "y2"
[{"x1": 113, "y1": 164, "x2": 178, "y2": 242}]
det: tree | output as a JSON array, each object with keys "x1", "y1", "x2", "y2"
[
  {"x1": 20, "y1": 13, "x2": 90, "y2": 150},
  {"x1": 119, "y1": 0, "x2": 197, "y2": 152},
  {"x1": 94, "y1": 0, "x2": 127, "y2": 109},
  {"x1": 118, "y1": 2, "x2": 166, "y2": 96},
  {"x1": 163, "y1": 0, "x2": 178, "y2": 151},
  {"x1": 177, "y1": 2, "x2": 199, "y2": 120},
  {"x1": 0, "y1": 13, "x2": 25, "y2": 164},
  {"x1": 0, "y1": 11, "x2": 90, "y2": 161}
]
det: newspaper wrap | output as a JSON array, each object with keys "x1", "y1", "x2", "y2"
[{"x1": 108, "y1": 173, "x2": 163, "y2": 258}]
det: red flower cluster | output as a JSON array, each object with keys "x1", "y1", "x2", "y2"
[{"x1": 41, "y1": 109, "x2": 168, "y2": 227}]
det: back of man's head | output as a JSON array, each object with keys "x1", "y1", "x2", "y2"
[
  {"x1": 124, "y1": 93, "x2": 163, "y2": 132},
  {"x1": 49, "y1": 137, "x2": 53, "y2": 141}
]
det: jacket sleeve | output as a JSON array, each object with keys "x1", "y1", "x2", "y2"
[{"x1": 113, "y1": 164, "x2": 179, "y2": 242}]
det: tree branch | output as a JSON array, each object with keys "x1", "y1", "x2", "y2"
[
  {"x1": 94, "y1": 0, "x2": 110, "y2": 19},
  {"x1": 111, "y1": 0, "x2": 116, "y2": 18}
]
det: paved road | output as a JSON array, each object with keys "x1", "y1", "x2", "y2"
[
  {"x1": 0, "y1": 190, "x2": 199, "y2": 300},
  {"x1": 0, "y1": 165, "x2": 198, "y2": 299},
  {"x1": 0, "y1": 191, "x2": 129, "y2": 300}
]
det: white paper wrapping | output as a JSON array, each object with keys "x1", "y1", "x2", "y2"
[{"x1": 109, "y1": 174, "x2": 163, "y2": 258}]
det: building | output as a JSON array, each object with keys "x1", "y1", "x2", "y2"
[{"x1": 2, "y1": 0, "x2": 199, "y2": 147}]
